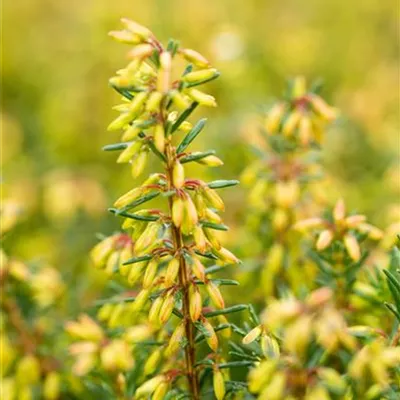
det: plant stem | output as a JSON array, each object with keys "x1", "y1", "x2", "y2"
[{"x1": 165, "y1": 142, "x2": 200, "y2": 399}]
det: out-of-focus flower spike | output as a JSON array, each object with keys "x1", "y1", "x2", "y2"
[
  {"x1": 333, "y1": 198, "x2": 346, "y2": 222},
  {"x1": 90, "y1": 236, "x2": 115, "y2": 267},
  {"x1": 293, "y1": 217, "x2": 325, "y2": 231},
  {"x1": 292, "y1": 76, "x2": 307, "y2": 98},
  {"x1": 282, "y1": 110, "x2": 301, "y2": 137},
  {"x1": 298, "y1": 115, "x2": 312, "y2": 146},
  {"x1": 309, "y1": 93, "x2": 338, "y2": 121},
  {"x1": 345, "y1": 214, "x2": 367, "y2": 228},
  {"x1": 265, "y1": 103, "x2": 286, "y2": 133}
]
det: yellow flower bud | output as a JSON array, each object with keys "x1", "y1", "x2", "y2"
[
  {"x1": 153, "y1": 381, "x2": 169, "y2": 400},
  {"x1": 213, "y1": 368, "x2": 226, "y2": 400},
  {"x1": 202, "y1": 318, "x2": 218, "y2": 351},
  {"x1": 134, "y1": 222, "x2": 160, "y2": 253},
  {"x1": 16, "y1": 355, "x2": 41, "y2": 385},
  {"x1": 293, "y1": 217, "x2": 324, "y2": 231},
  {"x1": 131, "y1": 149, "x2": 148, "y2": 178},
  {"x1": 127, "y1": 43, "x2": 154, "y2": 59},
  {"x1": 158, "y1": 51, "x2": 172, "y2": 93},
  {"x1": 127, "y1": 261, "x2": 145, "y2": 286},
  {"x1": 107, "y1": 112, "x2": 134, "y2": 131},
  {"x1": 259, "y1": 372, "x2": 286, "y2": 400},
  {"x1": 148, "y1": 296, "x2": 164, "y2": 325},
  {"x1": 98, "y1": 303, "x2": 114, "y2": 322},
  {"x1": 213, "y1": 247, "x2": 240, "y2": 264},
  {"x1": 343, "y1": 233, "x2": 361, "y2": 261},
  {"x1": 180, "y1": 48, "x2": 210, "y2": 68},
  {"x1": 119, "y1": 246, "x2": 132, "y2": 276},
  {"x1": 358, "y1": 223, "x2": 383, "y2": 240},
  {"x1": 122, "y1": 123, "x2": 142, "y2": 141},
  {"x1": 183, "y1": 68, "x2": 218, "y2": 83},
  {"x1": 261, "y1": 335, "x2": 280, "y2": 358},
  {"x1": 170, "y1": 90, "x2": 191, "y2": 110},
  {"x1": 144, "y1": 348, "x2": 162, "y2": 375},
  {"x1": 197, "y1": 155, "x2": 224, "y2": 167},
  {"x1": 105, "y1": 251, "x2": 119, "y2": 275},
  {"x1": 202, "y1": 186, "x2": 225, "y2": 211},
  {"x1": 206, "y1": 281, "x2": 225, "y2": 309},
  {"x1": 143, "y1": 258, "x2": 159, "y2": 288},
  {"x1": 135, "y1": 375, "x2": 165, "y2": 397},
  {"x1": 265, "y1": 103, "x2": 286, "y2": 133},
  {"x1": 272, "y1": 208, "x2": 289, "y2": 231},
  {"x1": 333, "y1": 199, "x2": 346, "y2": 223},
  {"x1": 181, "y1": 195, "x2": 199, "y2": 235},
  {"x1": 172, "y1": 196, "x2": 184, "y2": 227},
  {"x1": 101, "y1": 339, "x2": 134, "y2": 371},
  {"x1": 130, "y1": 289, "x2": 150, "y2": 314},
  {"x1": 114, "y1": 187, "x2": 143, "y2": 209},
  {"x1": 153, "y1": 124, "x2": 165, "y2": 153},
  {"x1": 248, "y1": 360, "x2": 277, "y2": 393},
  {"x1": 128, "y1": 91, "x2": 149, "y2": 114},
  {"x1": 274, "y1": 180, "x2": 299, "y2": 208},
  {"x1": 186, "y1": 88, "x2": 217, "y2": 107},
  {"x1": 317, "y1": 368, "x2": 346, "y2": 394},
  {"x1": 121, "y1": 18, "x2": 153, "y2": 40},
  {"x1": 189, "y1": 285, "x2": 202, "y2": 321},
  {"x1": 298, "y1": 115, "x2": 312, "y2": 146},
  {"x1": 193, "y1": 225, "x2": 207, "y2": 253},
  {"x1": 165, "y1": 257, "x2": 180, "y2": 287},
  {"x1": 282, "y1": 110, "x2": 301, "y2": 137},
  {"x1": 65, "y1": 314, "x2": 104, "y2": 342},
  {"x1": 345, "y1": 214, "x2": 366, "y2": 228},
  {"x1": 191, "y1": 256, "x2": 206, "y2": 281},
  {"x1": 90, "y1": 236, "x2": 115, "y2": 267},
  {"x1": 159, "y1": 293, "x2": 175, "y2": 324},
  {"x1": 146, "y1": 91, "x2": 163, "y2": 112},
  {"x1": 242, "y1": 325, "x2": 263, "y2": 345},
  {"x1": 292, "y1": 76, "x2": 307, "y2": 98},
  {"x1": 109, "y1": 30, "x2": 142, "y2": 44},
  {"x1": 165, "y1": 322, "x2": 185, "y2": 356},
  {"x1": 309, "y1": 93, "x2": 338, "y2": 121},
  {"x1": 108, "y1": 302, "x2": 125, "y2": 328},
  {"x1": 124, "y1": 324, "x2": 153, "y2": 343},
  {"x1": 204, "y1": 228, "x2": 221, "y2": 250},
  {"x1": 172, "y1": 161, "x2": 185, "y2": 188},
  {"x1": 205, "y1": 208, "x2": 222, "y2": 223},
  {"x1": 316, "y1": 229, "x2": 334, "y2": 251},
  {"x1": 284, "y1": 316, "x2": 312, "y2": 359},
  {"x1": 117, "y1": 141, "x2": 142, "y2": 163}
]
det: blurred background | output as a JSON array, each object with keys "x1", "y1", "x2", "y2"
[{"x1": 2, "y1": 0, "x2": 399, "y2": 312}]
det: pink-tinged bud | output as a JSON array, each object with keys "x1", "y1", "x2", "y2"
[
  {"x1": 206, "y1": 281, "x2": 225, "y2": 309},
  {"x1": 357, "y1": 223, "x2": 383, "y2": 240},
  {"x1": 164, "y1": 258, "x2": 180, "y2": 287},
  {"x1": 186, "y1": 88, "x2": 217, "y2": 107},
  {"x1": 213, "y1": 368, "x2": 226, "y2": 400},
  {"x1": 191, "y1": 256, "x2": 206, "y2": 281},
  {"x1": 148, "y1": 296, "x2": 164, "y2": 325},
  {"x1": 282, "y1": 110, "x2": 301, "y2": 137},
  {"x1": 306, "y1": 287, "x2": 333, "y2": 308},
  {"x1": 172, "y1": 161, "x2": 185, "y2": 188},
  {"x1": 202, "y1": 318, "x2": 218, "y2": 351},
  {"x1": 193, "y1": 225, "x2": 207, "y2": 253},
  {"x1": 242, "y1": 325, "x2": 263, "y2": 345},
  {"x1": 189, "y1": 285, "x2": 202, "y2": 321},
  {"x1": 316, "y1": 229, "x2": 334, "y2": 251},
  {"x1": 108, "y1": 30, "x2": 142, "y2": 44},
  {"x1": 344, "y1": 233, "x2": 361, "y2": 262},
  {"x1": 170, "y1": 90, "x2": 191, "y2": 110},
  {"x1": 165, "y1": 322, "x2": 185, "y2": 356},
  {"x1": 172, "y1": 196, "x2": 184, "y2": 227},
  {"x1": 119, "y1": 246, "x2": 133, "y2": 276},
  {"x1": 127, "y1": 44, "x2": 154, "y2": 60},
  {"x1": 153, "y1": 124, "x2": 165, "y2": 154},
  {"x1": 274, "y1": 180, "x2": 299, "y2": 208},
  {"x1": 293, "y1": 218, "x2": 325, "y2": 231},
  {"x1": 333, "y1": 198, "x2": 346, "y2": 221},
  {"x1": 345, "y1": 214, "x2": 366, "y2": 228},
  {"x1": 120, "y1": 18, "x2": 153, "y2": 40},
  {"x1": 159, "y1": 293, "x2": 175, "y2": 324},
  {"x1": 309, "y1": 93, "x2": 338, "y2": 121},
  {"x1": 143, "y1": 258, "x2": 159, "y2": 288},
  {"x1": 105, "y1": 251, "x2": 119, "y2": 275},
  {"x1": 265, "y1": 103, "x2": 286, "y2": 133},
  {"x1": 202, "y1": 187, "x2": 225, "y2": 211},
  {"x1": 158, "y1": 51, "x2": 172, "y2": 93},
  {"x1": 180, "y1": 48, "x2": 210, "y2": 68},
  {"x1": 298, "y1": 115, "x2": 312, "y2": 146},
  {"x1": 204, "y1": 228, "x2": 221, "y2": 250},
  {"x1": 213, "y1": 247, "x2": 240, "y2": 264},
  {"x1": 146, "y1": 91, "x2": 163, "y2": 112}
]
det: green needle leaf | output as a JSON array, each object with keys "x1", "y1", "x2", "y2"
[
  {"x1": 207, "y1": 180, "x2": 240, "y2": 189},
  {"x1": 176, "y1": 118, "x2": 207, "y2": 154}
]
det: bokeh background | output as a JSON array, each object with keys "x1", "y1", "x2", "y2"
[{"x1": 2, "y1": 0, "x2": 399, "y2": 313}]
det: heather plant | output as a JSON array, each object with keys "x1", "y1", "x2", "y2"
[
  {"x1": 65, "y1": 19, "x2": 252, "y2": 399},
  {"x1": 240, "y1": 77, "x2": 338, "y2": 299}
]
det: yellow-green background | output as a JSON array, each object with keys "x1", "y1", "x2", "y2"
[{"x1": 2, "y1": 0, "x2": 399, "y2": 308}]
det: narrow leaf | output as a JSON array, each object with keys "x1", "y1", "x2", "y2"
[
  {"x1": 207, "y1": 180, "x2": 240, "y2": 189},
  {"x1": 108, "y1": 208, "x2": 159, "y2": 221},
  {"x1": 102, "y1": 142, "x2": 130, "y2": 151},
  {"x1": 171, "y1": 102, "x2": 199, "y2": 133},
  {"x1": 122, "y1": 254, "x2": 153, "y2": 265},
  {"x1": 180, "y1": 150, "x2": 216, "y2": 164},
  {"x1": 176, "y1": 118, "x2": 207, "y2": 153},
  {"x1": 201, "y1": 221, "x2": 229, "y2": 231},
  {"x1": 204, "y1": 305, "x2": 248, "y2": 317}
]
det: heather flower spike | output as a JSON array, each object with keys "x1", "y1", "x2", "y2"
[{"x1": 67, "y1": 19, "x2": 244, "y2": 399}]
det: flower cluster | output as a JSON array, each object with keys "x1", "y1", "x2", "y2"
[{"x1": 67, "y1": 19, "x2": 243, "y2": 399}]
